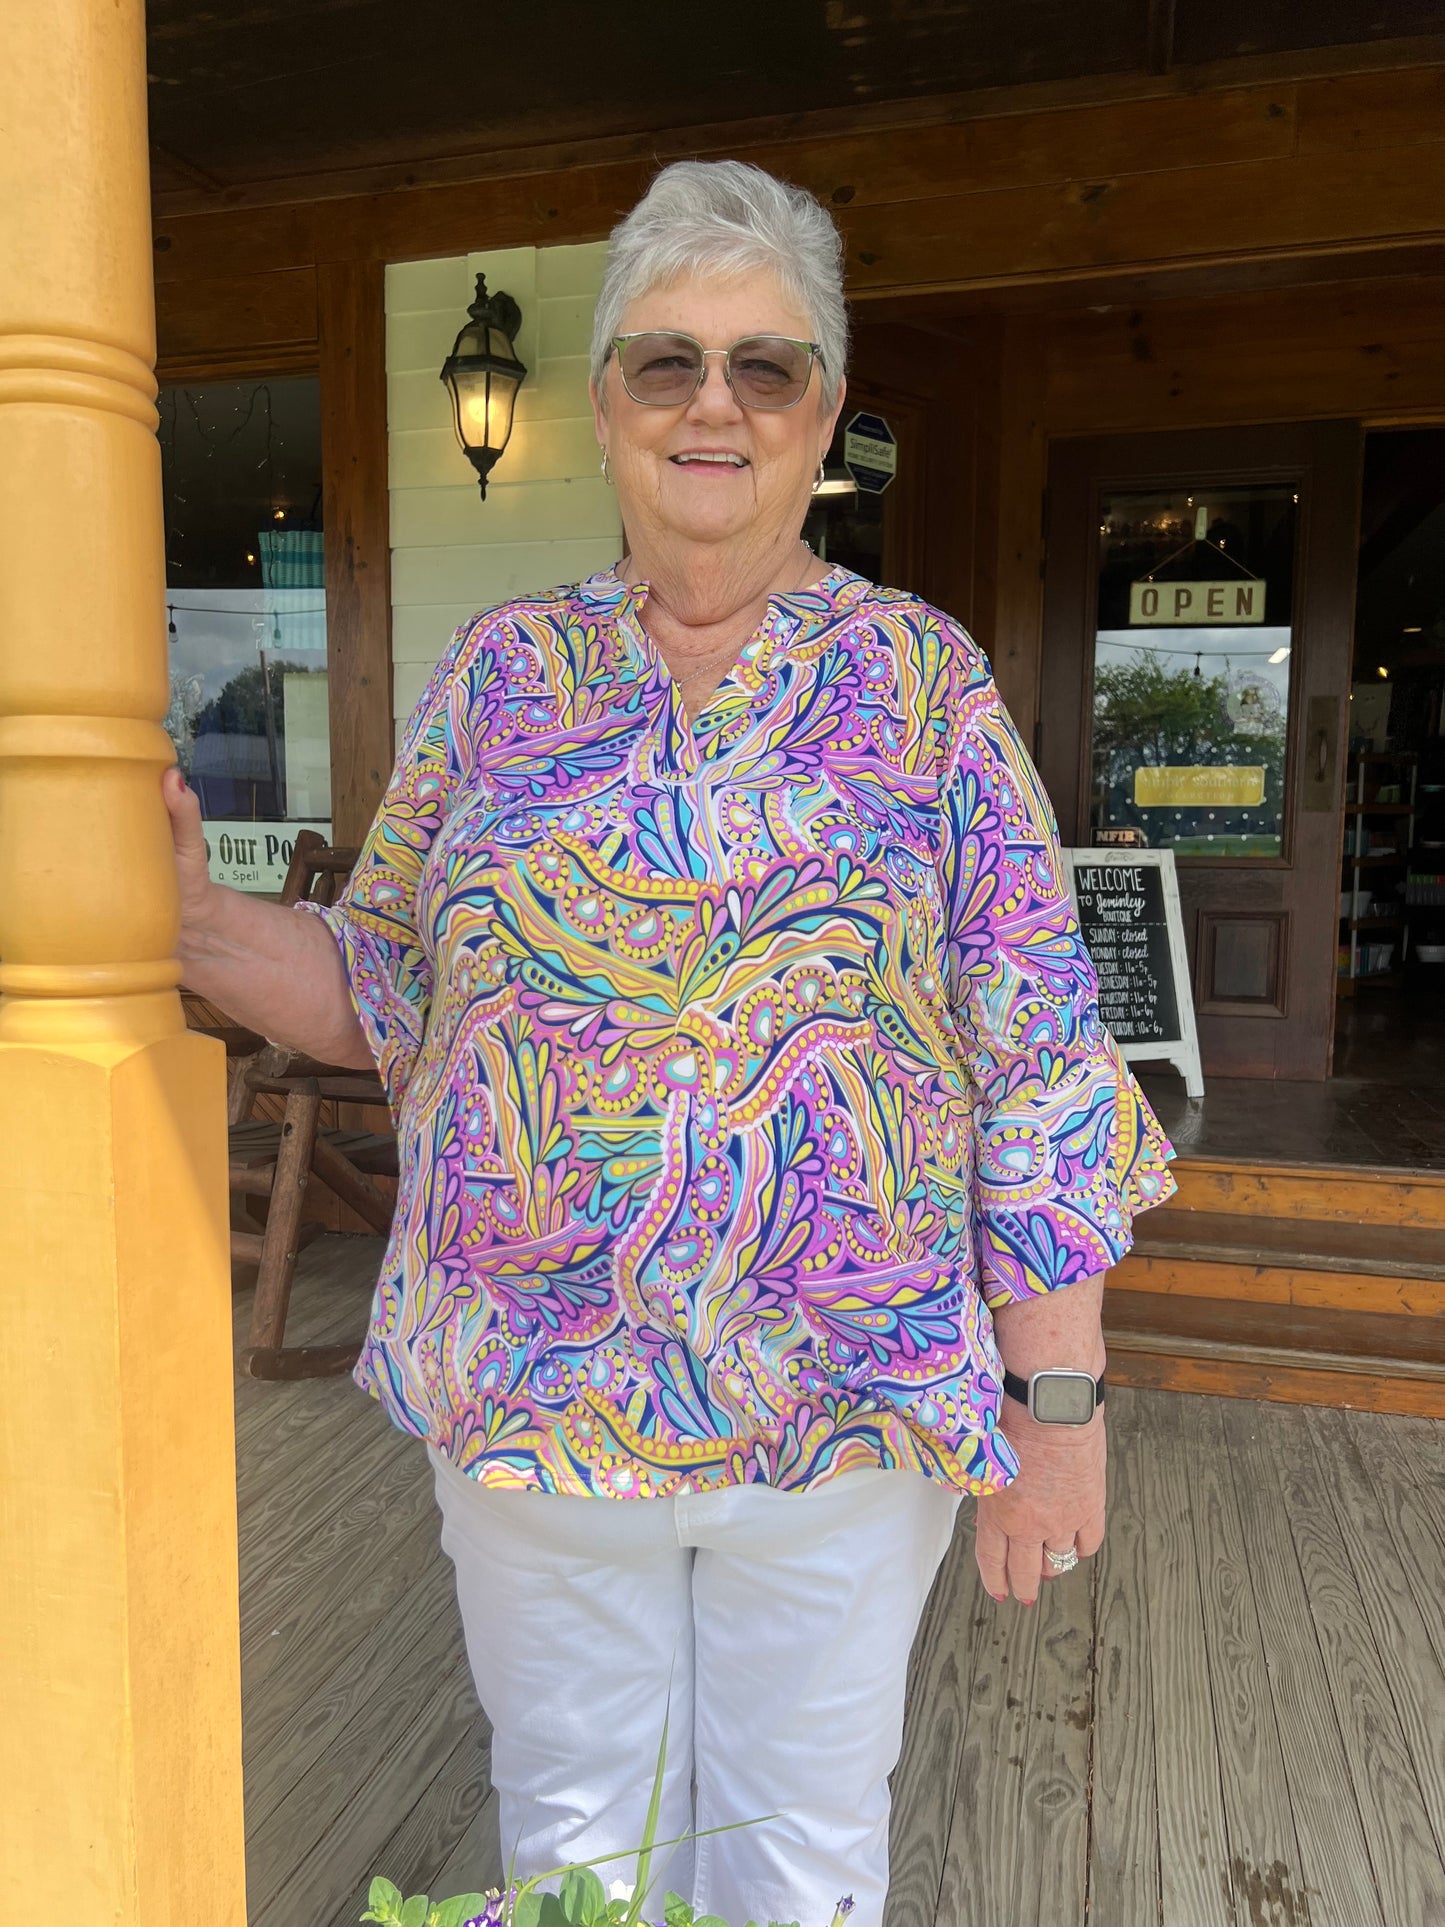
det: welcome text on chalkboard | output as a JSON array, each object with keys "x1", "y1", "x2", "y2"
[{"x1": 1063, "y1": 849, "x2": 1204, "y2": 1098}]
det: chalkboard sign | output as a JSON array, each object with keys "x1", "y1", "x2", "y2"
[{"x1": 1063, "y1": 848, "x2": 1204, "y2": 1099}]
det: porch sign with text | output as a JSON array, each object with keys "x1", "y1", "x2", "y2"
[
  {"x1": 1063, "y1": 849, "x2": 1204, "y2": 1098},
  {"x1": 204, "y1": 817, "x2": 331, "y2": 892},
  {"x1": 1129, "y1": 579, "x2": 1266, "y2": 624}
]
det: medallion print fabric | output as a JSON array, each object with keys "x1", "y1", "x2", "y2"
[{"x1": 306, "y1": 565, "x2": 1175, "y2": 1498}]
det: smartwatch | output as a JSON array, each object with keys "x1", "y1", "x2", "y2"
[{"x1": 1001, "y1": 1366, "x2": 1106, "y2": 1426}]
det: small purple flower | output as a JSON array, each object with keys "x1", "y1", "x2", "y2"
[{"x1": 462, "y1": 1891, "x2": 508, "y2": 1927}]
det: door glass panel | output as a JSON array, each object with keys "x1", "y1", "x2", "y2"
[
  {"x1": 159, "y1": 376, "x2": 328, "y2": 894},
  {"x1": 802, "y1": 412, "x2": 885, "y2": 578},
  {"x1": 1092, "y1": 483, "x2": 1296, "y2": 856}
]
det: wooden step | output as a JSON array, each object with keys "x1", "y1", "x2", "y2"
[
  {"x1": 1114, "y1": 1211, "x2": 1445, "y2": 1317},
  {"x1": 1106, "y1": 1158, "x2": 1445, "y2": 1415},
  {"x1": 1167, "y1": 1155, "x2": 1445, "y2": 1228},
  {"x1": 1105, "y1": 1326, "x2": 1445, "y2": 1419}
]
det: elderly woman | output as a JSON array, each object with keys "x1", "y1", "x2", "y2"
[{"x1": 167, "y1": 160, "x2": 1174, "y2": 1927}]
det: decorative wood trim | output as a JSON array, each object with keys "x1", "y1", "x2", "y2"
[
  {"x1": 318, "y1": 260, "x2": 393, "y2": 847},
  {"x1": 970, "y1": 314, "x2": 1048, "y2": 720},
  {"x1": 1194, "y1": 909, "x2": 1289, "y2": 1017},
  {"x1": 150, "y1": 65, "x2": 1445, "y2": 297},
  {"x1": 155, "y1": 342, "x2": 318, "y2": 386},
  {"x1": 148, "y1": 37, "x2": 1445, "y2": 221}
]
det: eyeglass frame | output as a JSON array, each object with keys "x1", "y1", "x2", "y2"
[{"x1": 607, "y1": 331, "x2": 825, "y2": 410}]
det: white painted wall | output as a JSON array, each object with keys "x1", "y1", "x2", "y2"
[{"x1": 385, "y1": 243, "x2": 623, "y2": 719}]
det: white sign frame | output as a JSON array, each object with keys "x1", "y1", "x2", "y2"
[{"x1": 1062, "y1": 846, "x2": 1204, "y2": 1100}]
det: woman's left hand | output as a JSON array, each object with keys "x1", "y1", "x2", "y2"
[{"x1": 973, "y1": 1409, "x2": 1106, "y2": 1606}]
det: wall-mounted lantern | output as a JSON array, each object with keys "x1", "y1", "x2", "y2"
[{"x1": 439, "y1": 274, "x2": 528, "y2": 498}]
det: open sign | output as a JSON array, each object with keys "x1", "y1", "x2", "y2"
[{"x1": 1129, "y1": 579, "x2": 1266, "y2": 625}]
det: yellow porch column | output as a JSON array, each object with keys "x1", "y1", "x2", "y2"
[{"x1": 0, "y1": 3, "x2": 245, "y2": 1923}]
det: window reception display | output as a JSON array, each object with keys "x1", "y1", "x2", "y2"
[
  {"x1": 159, "y1": 377, "x2": 330, "y2": 891},
  {"x1": 1092, "y1": 485, "x2": 1297, "y2": 856}
]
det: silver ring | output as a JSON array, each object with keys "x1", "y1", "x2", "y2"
[{"x1": 1044, "y1": 1545, "x2": 1079, "y2": 1573}]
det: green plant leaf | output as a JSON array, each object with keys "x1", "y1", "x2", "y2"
[
  {"x1": 662, "y1": 1894, "x2": 694, "y2": 1927},
  {"x1": 512, "y1": 1892, "x2": 542, "y2": 1927},
  {"x1": 398, "y1": 1897, "x2": 430, "y2": 1927},
  {"x1": 558, "y1": 1867, "x2": 605, "y2": 1924},
  {"x1": 431, "y1": 1899, "x2": 490, "y2": 1927},
  {"x1": 630, "y1": 1703, "x2": 671, "y2": 1920},
  {"x1": 536, "y1": 1892, "x2": 571, "y2": 1927},
  {"x1": 692, "y1": 1914, "x2": 730, "y2": 1927},
  {"x1": 362, "y1": 1876, "x2": 406, "y2": 1924}
]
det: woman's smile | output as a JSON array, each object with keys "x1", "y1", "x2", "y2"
[{"x1": 670, "y1": 447, "x2": 749, "y2": 471}]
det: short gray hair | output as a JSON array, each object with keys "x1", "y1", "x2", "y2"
[{"x1": 590, "y1": 160, "x2": 848, "y2": 407}]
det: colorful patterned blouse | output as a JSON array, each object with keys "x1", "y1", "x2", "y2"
[{"x1": 308, "y1": 564, "x2": 1175, "y2": 1499}]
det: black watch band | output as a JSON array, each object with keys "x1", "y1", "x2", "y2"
[{"x1": 1001, "y1": 1367, "x2": 1107, "y2": 1410}]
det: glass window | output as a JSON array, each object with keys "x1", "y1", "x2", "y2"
[
  {"x1": 160, "y1": 376, "x2": 328, "y2": 893},
  {"x1": 802, "y1": 414, "x2": 885, "y2": 578},
  {"x1": 1092, "y1": 484, "x2": 1296, "y2": 857}
]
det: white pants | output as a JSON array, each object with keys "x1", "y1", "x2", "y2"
[{"x1": 430, "y1": 1451, "x2": 960, "y2": 1927}]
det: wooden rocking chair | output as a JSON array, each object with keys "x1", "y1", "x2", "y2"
[{"x1": 212, "y1": 832, "x2": 400, "y2": 1380}]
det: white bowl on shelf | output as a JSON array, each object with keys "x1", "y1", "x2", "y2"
[{"x1": 1416, "y1": 943, "x2": 1445, "y2": 964}]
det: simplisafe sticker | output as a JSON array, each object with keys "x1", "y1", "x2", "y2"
[{"x1": 843, "y1": 411, "x2": 898, "y2": 495}]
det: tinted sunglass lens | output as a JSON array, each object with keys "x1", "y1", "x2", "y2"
[
  {"x1": 728, "y1": 337, "x2": 812, "y2": 407},
  {"x1": 619, "y1": 334, "x2": 703, "y2": 404}
]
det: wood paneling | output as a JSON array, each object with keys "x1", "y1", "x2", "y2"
[
  {"x1": 1046, "y1": 274, "x2": 1445, "y2": 434},
  {"x1": 841, "y1": 139, "x2": 1445, "y2": 297},
  {"x1": 152, "y1": 204, "x2": 320, "y2": 285},
  {"x1": 745, "y1": 83, "x2": 1298, "y2": 212},
  {"x1": 150, "y1": 40, "x2": 1445, "y2": 221},
  {"x1": 849, "y1": 320, "x2": 981, "y2": 629},
  {"x1": 150, "y1": 67, "x2": 1445, "y2": 298},
  {"x1": 319, "y1": 260, "x2": 394, "y2": 846},
  {"x1": 1196, "y1": 910, "x2": 1286, "y2": 1013},
  {"x1": 970, "y1": 316, "x2": 1048, "y2": 721},
  {"x1": 154, "y1": 267, "x2": 317, "y2": 367},
  {"x1": 1295, "y1": 65, "x2": 1445, "y2": 153}
]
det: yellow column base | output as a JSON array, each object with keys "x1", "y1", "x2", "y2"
[{"x1": 0, "y1": 1011, "x2": 246, "y2": 1927}]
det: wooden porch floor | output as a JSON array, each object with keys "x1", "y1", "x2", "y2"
[{"x1": 238, "y1": 1237, "x2": 1445, "y2": 1927}]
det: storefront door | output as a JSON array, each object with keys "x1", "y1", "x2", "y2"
[{"x1": 1040, "y1": 422, "x2": 1362, "y2": 1080}]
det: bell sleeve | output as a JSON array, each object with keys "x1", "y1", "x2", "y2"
[
  {"x1": 298, "y1": 614, "x2": 496, "y2": 1113},
  {"x1": 934, "y1": 632, "x2": 1176, "y2": 1310}
]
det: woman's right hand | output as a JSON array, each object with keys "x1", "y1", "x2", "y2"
[{"x1": 162, "y1": 766, "x2": 220, "y2": 937}]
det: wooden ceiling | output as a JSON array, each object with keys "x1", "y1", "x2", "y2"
[{"x1": 146, "y1": 0, "x2": 1445, "y2": 210}]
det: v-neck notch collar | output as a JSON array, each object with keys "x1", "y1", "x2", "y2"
[{"x1": 574, "y1": 561, "x2": 862, "y2": 773}]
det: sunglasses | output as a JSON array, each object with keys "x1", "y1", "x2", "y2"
[{"x1": 610, "y1": 331, "x2": 823, "y2": 411}]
